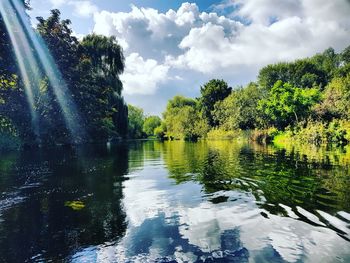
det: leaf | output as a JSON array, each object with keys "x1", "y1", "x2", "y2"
[{"x1": 65, "y1": 200, "x2": 85, "y2": 210}]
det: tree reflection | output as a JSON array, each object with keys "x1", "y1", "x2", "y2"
[
  {"x1": 162, "y1": 140, "x2": 350, "y2": 239},
  {"x1": 0, "y1": 144, "x2": 130, "y2": 262}
]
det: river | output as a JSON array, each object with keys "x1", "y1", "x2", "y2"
[{"x1": 0, "y1": 140, "x2": 349, "y2": 262}]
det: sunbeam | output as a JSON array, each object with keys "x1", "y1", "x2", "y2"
[
  {"x1": 0, "y1": 0, "x2": 85, "y2": 144},
  {"x1": 0, "y1": 0, "x2": 40, "y2": 140}
]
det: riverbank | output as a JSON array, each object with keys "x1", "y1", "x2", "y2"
[{"x1": 205, "y1": 120, "x2": 350, "y2": 147}]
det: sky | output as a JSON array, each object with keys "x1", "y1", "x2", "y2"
[{"x1": 28, "y1": 0, "x2": 350, "y2": 115}]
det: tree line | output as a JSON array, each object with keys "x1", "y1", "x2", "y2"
[
  {"x1": 1, "y1": 2, "x2": 131, "y2": 147},
  {"x1": 145, "y1": 46, "x2": 350, "y2": 145},
  {"x1": 1, "y1": 2, "x2": 350, "y2": 147}
]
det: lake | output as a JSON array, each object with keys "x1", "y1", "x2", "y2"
[{"x1": 0, "y1": 140, "x2": 349, "y2": 262}]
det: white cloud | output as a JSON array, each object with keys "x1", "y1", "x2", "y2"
[
  {"x1": 48, "y1": 0, "x2": 98, "y2": 17},
  {"x1": 93, "y1": 1, "x2": 350, "y2": 74},
  {"x1": 90, "y1": 1, "x2": 350, "y2": 111},
  {"x1": 168, "y1": 0, "x2": 350, "y2": 73},
  {"x1": 69, "y1": 1, "x2": 98, "y2": 18},
  {"x1": 49, "y1": 0, "x2": 67, "y2": 8},
  {"x1": 234, "y1": 0, "x2": 302, "y2": 25},
  {"x1": 121, "y1": 53, "x2": 169, "y2": 95},
  {"x1": 93, "y1": 162, "x2": 350, "y2": 262}
]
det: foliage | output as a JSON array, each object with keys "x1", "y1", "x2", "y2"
[
  {"x1": 143, "y1": 116, "x2": 161, "y2": 136},
  {"x1": 0, "y1": 7, "x2": 129, "y2": 146},
  {"x1": 159, "y1": 46, "x2": 350, "y2": 145},
  {"x1": 258, "y1": 81, "x2": 321, "y2": 129},
  {"x1": 163, "y1": 96, "x2": 208, "y2": 141},
  {"x1": 258, "y1": 59, "x2": 327, "y2": 91},
  {"x1": 206, "y1": 128, "x2": 244, "y2": 140},
  {"x1": 213, "y1": 83, "x2": 264, "y2": 130},
  {"x1": 154, "y1": 123, "x2": 166, "y2": 140},
  {"x1": 258, "y1": 48, "x2": 342, "y2": 91},
  {"x1": 314, "y1": 73, "x2": 350, "y2": 121},
  {"x1": 249, "y1": 127, "x2": 280, "y2": 144},
  {"x1": 199, "y1": 79, "x2": 232, "y2": 127},
  {"x1": 291, "y1": 120, "x2": 350, "y2": 145},
  {"x1": 65, "y1": 200, "x2": 85, "y2": 211},
  {"x1": 128, "y1": 104, "x2": 145, "y2": 139},
  {"x1": 80, "y1": 34, "x2": 124, "y2": 94}
]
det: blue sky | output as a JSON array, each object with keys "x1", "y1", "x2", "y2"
[
  {"x1": 29, "y1": 0, "x2": 350, "y2": 115},
  {"x1": 30, "y1": 0, "x2": 223, "y2": 35}
]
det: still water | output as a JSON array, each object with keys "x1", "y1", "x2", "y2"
[{"x1": 0, "y1": 140, "x2": 350, "y2": 262}]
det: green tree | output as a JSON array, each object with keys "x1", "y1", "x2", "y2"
[
  {"x1": 341, "y1": 45, "x2": 350, "y2": 64},
  {"x1": 213, "y1": 83, "x2": 265, "y2": 130},
  {"x1": 80, "y1": 34, "x2": 124, "y2": 95},
  {"x1": 310, "y1": 47, "x2": 340, "y2": 82},
  {"x1": 143, "y1": 116, "x2": 161, "y2": 136},
  {"x1": 0, "y1": 0, "x2": 36, "y2": 144},
  {"x1": 258, "y1": 81, "x2": 321, "y2": 128},
  {"x1": 163, "y1": 96, "x2": 208, "y2": 140},
  {"x1": 128, "y1": 104, "x2": 145, "y2": 139},
  {"x1": 258, "y1": 59, "x2": 327, "y2": 91},
  {"x1": 154, "y1": 122, "x2": 166, "y2": 140},
  {"x1": 79, "y1": 34, "x2": 128, "y2": 139},
  {"x1": 0, "y1": 0, "x2": 29, "y2": 75},
  {"x1": 199, "y1": 79, "x2": 232, "y2": 127},
  {"x1": 36, "y1": 12, "x2": 128, "y2": 142},
  {"x1": 314, "y1": 73, "x2": 350, "y2": 120}
]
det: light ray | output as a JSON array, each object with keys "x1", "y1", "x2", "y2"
[
  {"x1": 0, "y1": 0, "x2": 40, "y2": 140},
  {"x1": 1, "y1": 0, "x2": 85, "y2": 143}
]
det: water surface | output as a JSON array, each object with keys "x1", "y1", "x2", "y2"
[{"x1": 0, "y1": 141, "x2": 350, "y2": 262}]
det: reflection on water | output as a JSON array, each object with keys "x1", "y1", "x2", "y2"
[{"x1": 0, "y1": 141, "x2": 350, "y2": 262}]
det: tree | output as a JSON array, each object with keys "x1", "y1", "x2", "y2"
[
  {"x1": 143, "y1": 116, "x2": 161, "y2": 136},
  {"x1": 314, "y1": 73, "x2": 350, "y2": 121},
  {"x1": 341, "y1": 45, "x2": 350, "y2": 64},
  {"x1": 213, "y1": 83, "x2": 265, "y2": 130},
  {"x1": 128, "y1": 105, "x2": 145, "y2": 139},
  {"x1": 199, "y1": 79, "x2": 232, "y2": 127},
  {"x1": 36, "y1": 12, "x2": 128, "y2": 142},
  {"x1": 310, "y1": 47, "x2": 340, "y2": 82},
  {"x1": 79, "y1": 34, "x2": 127, "y2": 140},
  {"x1": 154, "y1": 122, "x2": 166, "y2": 140},
  {"x1": 258, "y1": 81, "x2": 321, "y2": 128},
  {"x1": 163, "y1": 96, "x2": 208, "y2": 140},
  {"x1": 80, "y1": 34, "x2": 124, "y2": 95},
  {"x1": 258, "y1": 59, "x2": 328, "y2": 91},
  {"x1": 0, "y1": 0, "x2": 37, "y2": 144},
  {"x1": 0, "y1": 0, "x2": 29, "y2": 75}
]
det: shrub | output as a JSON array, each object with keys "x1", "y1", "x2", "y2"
[
  {"x1": 207, "y1": 128, "x2": 243, "y2": 140},
  {"x1": 250, "y1": 127, "x2": 279, "y2": 144}
]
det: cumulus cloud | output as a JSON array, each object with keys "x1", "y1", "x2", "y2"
[
  {"x1": 69, "y1": 1, "x2": 98, "y2": 18},
  {"x1": 90, "y1": 1, "x2": 350, "y2": 110},
  {"x1": 49, "y1": 0, "x2": 98, "y2": 17},
  {"x1": 49, "y1": 0, "x2": 67, "y2": 8},
  {"x1": 168, "y1": 0, "x2": 350, "y2": 73},
  {"x1": 121, "y1": 53, "x2": 170, "y2": 95}
]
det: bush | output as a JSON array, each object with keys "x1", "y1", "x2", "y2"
[
  {"x1": 291, "y1": 120, "x2": 350, "y2": 145},
  {"x1": 250, "y1": 127, "x2": 279, "y2": 144},
  {"x1": 207, "y1": 128, "x2": 243, "y2": 140}
]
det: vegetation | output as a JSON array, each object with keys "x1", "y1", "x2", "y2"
[
  {"x1": 158, "y1": 46, "x2": 350, "y2": 146},
  {"x1": 143, "y1": 116, "x2": 161, "y2": 137},
  {"x1": 1, "y1": 1, "x2": 350, "y2": 149},
  {"x1": 0, "y1": 4, "x2": 130, "y2": 147},
  {"x1": 199, "y1": 79, "x2": 232, "y2": 127},
  {"x1": 127, "y1": 104, "x2": 144, "y2": 139},
  {"x1": 162, "y1": 95, "x2": 208, "y2": 141}
]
